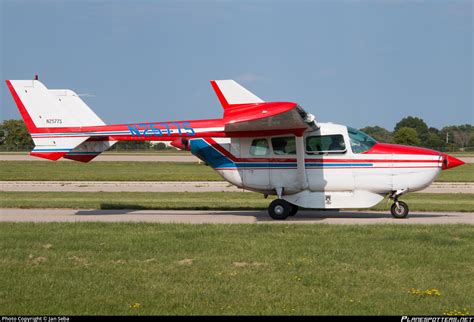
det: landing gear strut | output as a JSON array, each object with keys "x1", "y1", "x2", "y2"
[
  {"x1": 268, "y1": 199, "x2": 297, "y2": 220},
  {"x1": 389, "y1": 189, "x2": 409, "y2": 219}
]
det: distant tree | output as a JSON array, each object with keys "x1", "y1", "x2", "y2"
[
  {"x1": 0, "y1": 119, "x2": 33, "y2": 151},
  {"x1": 360, "y1": 126, "x2": 393, "y2": 143},
  {"x1": 394, "y1": 116, "x2": 429, "y2": 143},
  {"x1": 425, "y1": 132, "x2": 444, "y2": 150},
  {"x1": 152, "y1": 142, "x2": 167, "y2": 150},
  {"x1": 394, "y1": 127, "x2": 420, "y2": 146},
  {"x1": 468, "y1": 136, "x2": 474, "y2": 151},
  {"x1": 112, "y1": 140, "x2": 151, "y2": 151},
  {"x1": 425, "y1": 127, "x2": 445, "y2": 149},
  {"x1": 441, "y1": 124, "x2": 474, "y2": 149}
]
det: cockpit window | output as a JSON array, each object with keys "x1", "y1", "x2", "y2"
[
  {"x1": 347, "y1": 127, "x2": 377, "y2": 153},
  {"x1": 306, "y1": 135, "x2": 346, "y2": 154},
  {"x1": 271, "y1": 136, "x2": 296, "y2": 155},
  {"x1": 249, "y1": 138, "x2": 270, "y2": 156}
]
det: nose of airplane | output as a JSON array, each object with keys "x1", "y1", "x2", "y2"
[{"x1": 441, "y1": 154, "x2": 465, "y2": 170}]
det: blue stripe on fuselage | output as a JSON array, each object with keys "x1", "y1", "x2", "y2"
[
  {"x1": 190, "y1": 138, "x2": 236, "y2": 168},
  {"x1": 190, "y1": 139, "x2": 373, "y2": 169}
]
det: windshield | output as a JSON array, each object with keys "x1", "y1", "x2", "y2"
[{"x1": 347, "y1": 127, "x2": 377, "y2": 153}]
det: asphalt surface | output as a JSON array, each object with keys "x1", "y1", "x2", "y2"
[
  {"x1": 1, "y1": 181, "x2": 472, "y2": 193},
  {"x1": 0, "y1": 208, "x2": 472, "y2": 224}
]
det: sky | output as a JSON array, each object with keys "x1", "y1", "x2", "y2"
[{"x1": 1, "y1": 0, "x2": 472, "y2": 131}]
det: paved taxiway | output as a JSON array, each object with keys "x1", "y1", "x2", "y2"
[
  {"x1": 1, "y1": 181, "x2": 472, "y2": 193},
  {"x1": 1, "y1": 208, "x2": 472, "y2": 224}
]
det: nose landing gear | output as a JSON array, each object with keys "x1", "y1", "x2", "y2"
[
  {"x1": 390, "y1": 200, "x2": 409, "y2": 218},
  {"x1": 389, "y1": 189, "x2": 409, "y2": 219}
]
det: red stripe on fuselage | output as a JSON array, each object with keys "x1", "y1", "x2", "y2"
[{"x1": 203, "y1": 138, "x2": 440, "y2": 164}]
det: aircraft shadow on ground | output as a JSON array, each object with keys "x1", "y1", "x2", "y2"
[
  {"x1": 74, "y1": 206, "x2": 450, "y2": 221},
  {"x1": 212, "y1": 210, "x2": 449, "y2": 222}
]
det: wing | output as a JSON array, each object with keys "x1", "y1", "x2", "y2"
[{"x1": 210, "y1": 80, "x2": 318, "y2": 135}]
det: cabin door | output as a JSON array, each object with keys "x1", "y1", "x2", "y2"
[{"x1": 241, "y1": 137, "x2": 270, "y2": 189}]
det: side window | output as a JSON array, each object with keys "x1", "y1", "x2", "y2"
[
  {"x1": 249, "y1": 138, "x2": 270, "y2": 156},
  {"x1": 306, "y1": 135, "x2": 346, "y2": 154},
  {"x1": 271, "y1": 136, "x2": 296, "y2": 155}
]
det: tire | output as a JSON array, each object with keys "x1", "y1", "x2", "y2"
[
  {"x1": 391, "y1": 201, "x2": 409, "y2": 219},
  {"x1": 268, "y1": 199, "x2": 291, "y2": 220},
  {"x1": 288, "y1": 204, "x2": 299, "y2": 216}
]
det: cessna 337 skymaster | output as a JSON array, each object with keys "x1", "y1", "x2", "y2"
[{"x1": 6, "y1": 78, "x2": 465, "y2": 220}]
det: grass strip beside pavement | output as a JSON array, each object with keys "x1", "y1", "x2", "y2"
[
  {"x1": 0, "y1": 161, "x2": 222, "y2": 181},
  {"x1": 1, "y1": 192, "x2": 473, "y2": 212},
  {"x1": 436, "y1": 164, "x2": 474, "y2": 182},
  {"x1": 0, "y1": 223, "x2": 471, "y2": 315}
]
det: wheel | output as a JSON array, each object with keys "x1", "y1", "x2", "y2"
[
  {"x1": 268, "y1": 199, "x2": 291, "y2": 220},
  {"x1": 288, "y1": 204, "x2": 299, "y2": 216},
  {"x1": 391, "y1": 201, "x2": 409, "y2": 219}
]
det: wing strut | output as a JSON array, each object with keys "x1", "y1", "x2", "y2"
[{"x1": 295, "y1": 135, "x2": 309, "y2": 190}]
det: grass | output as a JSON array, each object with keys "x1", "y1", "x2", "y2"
[
  {"x1": 436, "y1": 164, "x2": 474, "y2": 182},
  {"x1": 451, "y1": 152, "x2": 474, "y2": 157},
  {"x1": 0, "y1": 223, "x2": 471, "y2": 315},
  {"x1": 0, "y1": 161, "x2": 222, "y2": 181},
  {"x1": 0, "y1": 161, "x2": 473, "y2": 182},
  {"x1": 1, "y1": 192, "x2": 473, "y2": 212}
]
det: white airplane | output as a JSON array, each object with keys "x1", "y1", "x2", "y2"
[{"x1": 6, "y1": 78, "x2": 464, "y2": 220}]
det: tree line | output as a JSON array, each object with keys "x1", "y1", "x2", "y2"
[
  {"x1": 0, "y1": 117, "x2": 473, "y2": 152},
  {"x1": 360, "y1": 116, "x2": 473, "y2": 151}
]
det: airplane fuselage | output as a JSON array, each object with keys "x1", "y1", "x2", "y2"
[{"x1": 190, "y1": 122, "x2": 448, "y2": 210}]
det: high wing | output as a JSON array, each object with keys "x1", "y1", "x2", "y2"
[{"x1": 210, "y1": 80, "x2": 319, "y2": 135}]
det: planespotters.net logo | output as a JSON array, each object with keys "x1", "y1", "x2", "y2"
[{"x1": 402, "y1": 317, "x2": 474, "y2": 322}]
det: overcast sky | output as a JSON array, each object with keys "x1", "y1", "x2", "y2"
[{"x1": 1, "y1": 0, "x2": 472, "y2": 130}]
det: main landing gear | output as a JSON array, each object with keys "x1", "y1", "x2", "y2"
[
  {"x1": 268, "y1": 199, "x2": 299, "y2": 220},
  {"x1": 389, "y1": 189, "x2": 409, "y2": 219}
]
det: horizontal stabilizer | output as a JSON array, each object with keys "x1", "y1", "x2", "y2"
[
  {"x1": 63, "y1": 138, "x2": 117, "y2": 163},
  {"x1": 30, "y1": 137, "x2": 89, "y2": 161}
]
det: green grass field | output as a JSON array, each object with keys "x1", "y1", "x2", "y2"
[
  {"x1": 436, "y1": 163, "x2": 474, "y2": 182},
  {"x1": 0, "y1": 223, "x2": 471, "y2": 315},
  {"x1": 451, "y1": 152, "x2": 474, "y2": 157},
  {"x1": 0, "y1": 161, "x2": 222, "y2": 181},
  {"x1": 1, "y1": 192, "x2": 473, "y2": 212},
  {"x1": 0, "y1": 161, "x2": 472, "y2": 182}
]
